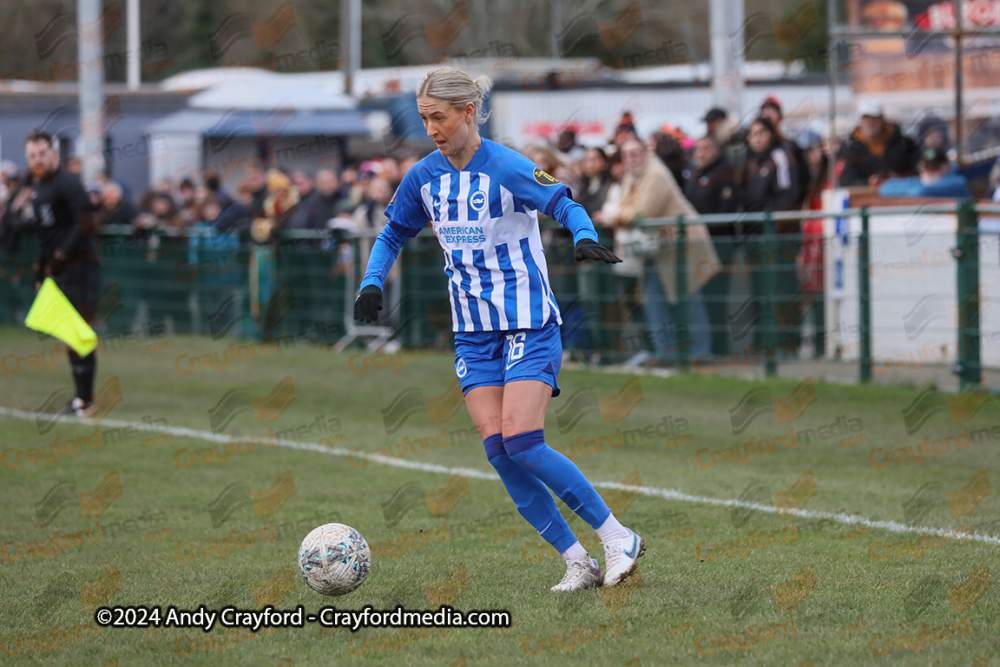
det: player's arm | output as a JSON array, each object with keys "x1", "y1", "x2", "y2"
[
  {"x1": 505, "y1": 149, "x2": 619, "y2": 264},
  {"x1": 550, "y1": 193, "x2": 621, "y2": 263},
  {"x1": 354, "y1": 173, "x2": 426, "y2": 323}
]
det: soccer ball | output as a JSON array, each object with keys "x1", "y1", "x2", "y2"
[{"x1": 298, "y1": 523, "x2": 371, "y2": 596}]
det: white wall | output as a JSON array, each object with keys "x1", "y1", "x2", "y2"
[
  {"x1": 824, "y1": 204, "x2": 1000, "y2": 371},
  {"x1": 490, "y1": 84, "x2": 853, "y2": 148}
]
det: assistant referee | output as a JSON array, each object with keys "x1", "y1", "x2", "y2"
[{"x1": 25, "y1": 130, "x2": 101, "y2": 417}]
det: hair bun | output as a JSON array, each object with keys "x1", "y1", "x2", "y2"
[{"x1": 474, "y1": 75, "x2": 494, "y2": 98}]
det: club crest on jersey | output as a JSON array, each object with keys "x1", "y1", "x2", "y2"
[
  {"x1": 469, "y1": 190, "x2": 487, "y2": 212},
  {"x1": 533, "y1": 167, "x2": 559, "y2": 186}
]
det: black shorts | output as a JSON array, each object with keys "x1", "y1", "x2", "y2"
[{"x1": 53, "y1": 259, "x2": 102, "y2": 323}]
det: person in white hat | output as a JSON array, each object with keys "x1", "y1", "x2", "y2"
[{"x1": 838, "y1": 99, "x2": 919, "y2": 187}]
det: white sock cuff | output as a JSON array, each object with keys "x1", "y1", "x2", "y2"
[
  {"x1": 561, "y1": 540, "x2": 588, "y2": 562},
  {"x1": 596, "y1": 513, "x2": 630, "y2": 542}
]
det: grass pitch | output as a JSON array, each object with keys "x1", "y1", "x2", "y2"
[{"x1": 0, "y1": 326, "x2": 998, "y2": 666}]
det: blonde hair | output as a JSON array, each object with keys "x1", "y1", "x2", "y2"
[{"x1": 417, "y1": 67, "x2": 492, "y2": 125}]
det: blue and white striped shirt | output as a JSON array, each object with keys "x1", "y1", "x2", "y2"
[{"x1": 362, "y1": 138, "x2": 597, "y2": 333}]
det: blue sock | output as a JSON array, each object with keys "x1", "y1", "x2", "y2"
[
  {"x1": 505, "y1": 429, "x2": 612, "y2": 530},
  {"x1": 484, "y1": 433, "x2": 577, "y2": 553}
]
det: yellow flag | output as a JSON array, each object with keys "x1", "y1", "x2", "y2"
[{"x1": 25, "y1": 278, "x2": 98, "y2": 356}]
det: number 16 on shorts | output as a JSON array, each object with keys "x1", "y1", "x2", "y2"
[{"x1": 505, "y1": 332, "x2": 526, "y2": 370}]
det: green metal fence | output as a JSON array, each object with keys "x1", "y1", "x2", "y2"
[{"x1": 1, "y1": 203, "x2": 996, "y2": 389}]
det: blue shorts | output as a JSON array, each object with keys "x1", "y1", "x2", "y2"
[{"x1": 454, "y1": 321, "x2": 562, "y2": 397}]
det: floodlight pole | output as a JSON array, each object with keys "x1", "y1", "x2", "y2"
[
  {"x1": 827, "y1": 0, "x2": 838, "y2": 188},
  {"x1": 127, "y1": 0, "x2": 140, "y2": 91},
  {"x1": 709, "y1": 0, "x2": 743, "y2": 118},
  {"x1": 551, "y1": 0, "x2": 563, "y2": 58},
  {"x1": 954, "y1": 0, "x2": 963, "y2": 164},
  {"x1": 78, "y1": 0, "x2": 105, "y2": 183},
  {"x1": 341, "y1": 0, "x2": 361, "y2": 95}
]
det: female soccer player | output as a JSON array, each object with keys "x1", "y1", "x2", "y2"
[{"x1": 355, "y1": 67, "x2": 644, "y2": 591}]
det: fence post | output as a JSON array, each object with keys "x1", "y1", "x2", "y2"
[
  {"x1": 675, "y1": 216, "x2": 689, "y2": 370},
  {"x1": 955, "y1": 201, "x2": 981, "y2": 390},
  {"x1": 762, "y1": 212, "x2": 778, "y2": 377},
  {"x1": 858, "y1": 207, "x2": 872, "y2": 383}
]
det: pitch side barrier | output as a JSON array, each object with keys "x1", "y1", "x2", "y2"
[
  {"x1": 0, "y1": 205, "x2": 993, "y2": 388},
  {"x1": 621, "y1": 202, "x2": 998, "y2": 389}
]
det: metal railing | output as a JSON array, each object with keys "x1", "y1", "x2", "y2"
[
  {"x1": 629, "y1": 202, "x2": 998, "y2": 389},
  {"x1": 1, "y1": 202, "x2": 995, "y2": 390}
]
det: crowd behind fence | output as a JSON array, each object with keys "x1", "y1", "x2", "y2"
[
  {"x1": 1, "y1": 203, "x2": 996, "y2": 390},
  {"x1": 3, "y1": 93, "x2": 999, "y2": 387}
]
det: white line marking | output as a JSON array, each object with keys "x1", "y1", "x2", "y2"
[{"x1": 2, "y1": 406, "x2": 998, "y2": 546}]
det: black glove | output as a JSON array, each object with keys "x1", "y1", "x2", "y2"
[
  {"x1": 574, "y1": 238, "x2": 621, "y2": 263},
  {"x1": 354, "y1": 285, "x2": 383, "y2": 323}
]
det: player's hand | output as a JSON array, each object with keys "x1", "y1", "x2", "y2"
[
  {"x1": 354, "y1": 285, "x2": 383, "y2": 323},
  {"x1": 574, "y1": 238, "x2": 621, "y2": 264}
]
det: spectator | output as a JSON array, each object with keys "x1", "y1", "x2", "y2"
[
  {"x1": 525, "y1": 142, "x2": 563, "y2": 175},
  {"x1": 609, "y1": 136, "x2": 718, "y2": 366},
  {"x1": 289, "y1": 170, "x2": 317, "y2": 230},
  {"x1": 579, "y1": 147, "x2": 614, "y2": 218},
  {"x1": 759, "y1": 96, "x2": 809, "y2": 209},
  {"x1": 236, "y1": 181, "x2": 255, "y2": 208},
  {"x1": 196, "y1": 196, "x2": 223, "y2": 229},
  {"x1": 685, "y1": 135, "x2": 741, "y2": 355},
  {"x1": 193, "y1": 190, "x2": 249, "y2": 236},
  {"x1": 556, "y1": 128, "x2": 586, "y2": 162},
  {"x1": 703, "y1": 106, "x2": 745, "y2": 167},
  {"x1": 153, "y1": 177, "x2": 175, "y2": 198},
  {"x1": 399, "y1": 154, "x2": 421, "y2": 178},
  {"x1": 184, "y1": 193, "x2": 242, "y2": 336},
  {"x1": 612, "y1": 111, "x2": 639, "y2": 145},
  {"x1": 258, "y1": 169, "x2": 300, "y2": 236},
  {"x1": 0, "y1": 170, "x2": 35, "y2": 254},
  {"x1": 205, "y1": 175, "x2": 234, "y2": 210},
  {"x1": 340, "y1": 166, "x2": 362, "y2": 206},
  {"x1": 245, "y1": 165, "x2": 268, "y2": 218},
  {"x1": 703, "y1": 108, "x2": 728, "y2": 141},
  {"x1": 304, "y1": 168, "x2": 343, "y2": 230},
  {"x1": 0, "y1": 160, "x2": 19, "y2": 202},
  {"x1": 741, "y1": 116, "x2": 801, "y2": 352},
  {"x1": 740, "y1": 117, "x2": 799, "y2": 235},
  {"x1": 647, "y1": 130, "x2": 690, "y2": 190},
  {"x1": 685, "y1": 136, "x2": 740, "y2": 218},
  {"x1": 838, "y1": 99, "x2": 919, "y2": 186},
  {"x1": 381, "y1": 158, "x2": 401, "y2": 186},
  {"x1": 352, "y1": 176, "x2": 395, "y2": 276},
  {"x1": 599, "y1": 148, "x2": 626, "y2": 225},
  {"x1": 177, "y1": 178, "x2": 199, "y2": 226},
  {"x1": 526, "y1": 142, "x2": 579, "y2": 198},
  {"x1": 93, "y1": 182, "x2": 137, "y2": 229},
  {"x1": 798, "y1": 130, "x2": 831, "y2": 358},
  {"x1": 136, "y1": 191, "x2": 182, "y2": 235},
  {"x1": 916, "y1": 114, "x2": 951, "y2": 153},
  {"x1": 597, "y1": 148, "x2": 640, "y2": 278},
  {"x1": 134, "y1": 188, "x2": 188, "y2": 333},
  {"x1": 584, "y1": 146, "x2": 643, "y2": 361},
  {"x1": 800, "y1": 130, "x2": 831, "y2": 211},
  {"x1": 878, "y1": 148, "x2": 971, "y2": 199}
]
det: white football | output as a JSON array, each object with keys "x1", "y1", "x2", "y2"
[{"x1": 298, "y1": 523, "x2": 371, "y2": 596}]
